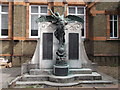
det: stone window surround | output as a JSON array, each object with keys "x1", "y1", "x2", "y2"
[
  {"x1": 29, "y1": 5, "x2": 48, "y2": 38},
  {"x1": 109, "y1": 15, "x2": 119, "y2": 39},
  {"x1": 68, "y1": 6, "x2": 86, "y2": 38},
  {"x1": 0, "y1": 4, "x2": 8, "y2": 38}
]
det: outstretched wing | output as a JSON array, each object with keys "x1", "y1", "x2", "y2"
[
  {"x1": 36, "y1": 15, "x2": 56, "y2": 23},
  {"x1": 65, "y1": 15, "x2": 84, "y2": 23}
]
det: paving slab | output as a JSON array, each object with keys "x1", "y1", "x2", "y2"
[
  {"x1": 59, "y1": 87, "x2": 95, "y2": 90},
  {"x1": 0, "y1": 67, "x2": 21, "y2": 88},
  {"x1": 2, "y1": 88, "x2": 58, "y2": 90},
  {"x1": 95, "y1": 87, "x2": 118, "y2": 90},
  {"x1": 99, "y1": 72, "x2": 118, "y2": 84},
  {"x1": 81, "y1": 84, "x2": 112, "y2": 87}
]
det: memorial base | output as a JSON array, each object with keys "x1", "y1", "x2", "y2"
[{"x1": 53, "y1": 65, "x2": 69, "y2": 76}]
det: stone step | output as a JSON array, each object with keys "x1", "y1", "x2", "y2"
[
  {"x1": 30, "y1": 68, "x2": 92, "y2": 75},
  {"x1": 15, "y1": 80, "x2": 113, "y2": 87},
  {"x1": 21, "y1": 72, "x2": 102, "y2": 83},
  {"x1": 70, "y1": 68, "x2": 92, "y2": 74},
  {"x1": 29, "y1": 69, "x2": 53, "y2": 75}
]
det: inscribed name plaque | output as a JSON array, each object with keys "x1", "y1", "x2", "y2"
[
  {"x1": 43, "y1": 33, "x2": 53, "y2": 60},
  {"x1": 69, "y1": 33, "x2": 79, "y2": 60}
]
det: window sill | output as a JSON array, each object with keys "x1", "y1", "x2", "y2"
[
  {"x1": 26, "y1": 38, "x2": 38, "y2": 41},
  {"x1": 0, "y1": 38, "x2": 38, "y2": 41},
  {"x1": 0, "y1": 38, "x2": 11, "y2": 40},
  {"x1": 106, "y1": 38, "x2": 120, "y2": 41}
]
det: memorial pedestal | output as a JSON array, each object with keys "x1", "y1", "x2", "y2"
[{"x1": 53, "y1": 65, "x2": 69, "y2": 76}]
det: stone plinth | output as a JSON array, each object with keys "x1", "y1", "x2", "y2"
[{"x1": 53, "y1": 65, "x2": 69, "y2": 76}]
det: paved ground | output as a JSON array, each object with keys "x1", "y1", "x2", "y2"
[
  {"x1": 0, "y1": 67, "x2": 119, "y2": 89},
  {"x1": 0, "y1": 67, "x2": 21, "y2": 89}
]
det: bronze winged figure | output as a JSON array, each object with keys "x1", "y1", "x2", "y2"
[{"x1": 36, "y1": 9, "x2": 84, "y2": 47}]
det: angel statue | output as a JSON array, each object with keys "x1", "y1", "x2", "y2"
[{"x1": 36, "y1": 9, "x2": 84, "y2": 66}]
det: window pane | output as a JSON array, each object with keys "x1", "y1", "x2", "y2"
[
  {"x1": 1, "y1": 14, "x2": 8, "y2": 36},
  {"x1": 77, "y1": 7, "x2": 84, "y2": 14},
  {"x1": 41, "y1": 6, "x2": 47, "y2": 13},
  {"x1": 31, "y1": 15, "x2": 38, "y2": 36},
  {"x1": 31, "y1": 6, "x2": 38, "y2": 13},
  {"x1": 114, "y1": 21, "x2": 118, "y2": 37},
  {"x1": 2, "y1": 5, "x2": 8, "y2": 12},
  {"x1": 69, "y1": 7, "x2": 75, "y2": 14},
  {"x1": 110, "y1": 21, "x2": 113, "y2": 37},
  {"x1": 114, "y1": 15, "x2": 117, "y2": 20},
  {"x1": 31, "y1": 15, "x2": 38, "y2": 30},
  {"x1": 2, "y1": 14, "x2": 8, "y2": 29},
  {"x1": 110, "y1": 15, "x2": 113, "y2": 20},
  {"x1": 31, "y1": 30, "x2": 38, "y2": 36},
  {"x1": 1, "y1": 29, "x2": 8, "y2": 36}
]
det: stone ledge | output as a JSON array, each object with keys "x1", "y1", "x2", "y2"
[
  {"x1": 23, "y1": 72, "x2": 101, "y2": 79},
  {"x1": 15, "y1": 80, "x2": 113, "y2": 87}
]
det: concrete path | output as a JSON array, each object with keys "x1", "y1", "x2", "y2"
[{"x1": 0, "y1": 67, "x2": 21, "y2": 89}]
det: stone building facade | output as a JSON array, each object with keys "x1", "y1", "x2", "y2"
[{"x1": 0, "y1": 1, "x2": 119, "y2": 66}]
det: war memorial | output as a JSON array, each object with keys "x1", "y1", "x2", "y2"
[{"x1": 0, "y1": 1, "x2": 119, "y2": 89}]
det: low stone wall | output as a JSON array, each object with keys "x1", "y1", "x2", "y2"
[{"x1": 89, "y1": 56, "x2": 119, "y2": 66}]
